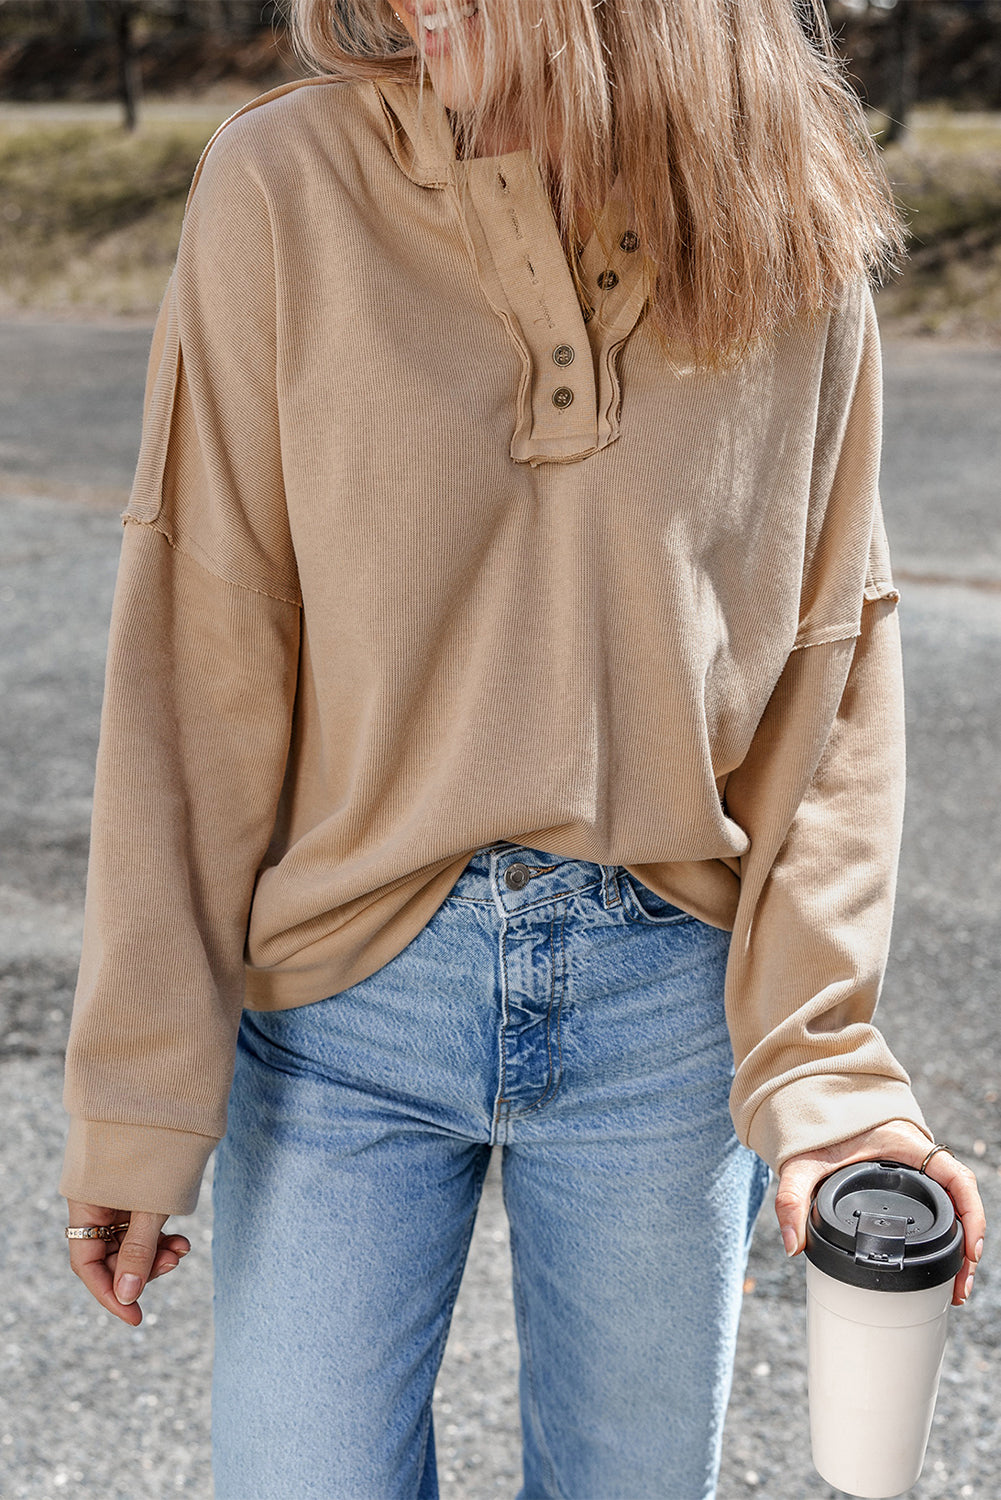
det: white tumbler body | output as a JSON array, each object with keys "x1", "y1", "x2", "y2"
[{"x1": 806, "y1": 1260, "x2": 952, "y2": 1499}]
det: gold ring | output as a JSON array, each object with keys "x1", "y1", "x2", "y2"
[
  {"x1": 65, "y1": 1222, "x2": 131, "y2": 1241},
  {"x1": 919, "y1": 1144, "x2": 955, "y2": 1175}
]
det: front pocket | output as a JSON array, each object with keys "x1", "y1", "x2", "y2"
[{"x1": 620, "y1": 873, "x2": 696, "y2": 926}]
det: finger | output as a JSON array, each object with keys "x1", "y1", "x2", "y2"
[
  {"x1": 924, "y1": 1155, "x2": 986, "y2": 1265},
  {"x1": 65, "y1": 1203, "x2": 152, "y2": 1324},
  {"x1": 105, "y1": 1232, "x2": 189, "y2": 1278},
  {"x1": 953, "y1": 1258, "x2": 976, "y2": 1308},
  {"x1": 74, "y1": 1252, "x2": 143, "y2": 1327},
  {"x1": 66, "y1": 1207, "x2": 130, "y2": 1282},
  {"x1": 68, "y1": 1233, "x2": 115, "y2": 1279},
  {"x1": 147, "y1": 1237, "x2": 190, "y2": 1282},
  {"x1": 113, "y1": 1211, "x2": 169, "y2": 1307},
  {"x1": 774, "y1": 1161, "x2": 825, "y2": 1256},
  {"x1": 102, "y1": 1234, "x2": 190, "y2": 1289},
  {"x1": 147, "y1": 1255, "x2": 179, "y2": 1282}
]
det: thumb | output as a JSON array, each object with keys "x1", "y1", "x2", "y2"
[
  {"x1": 774, "y1": 1159, "x2": 822, "y2": 1258},
  {"x1": 114, "y1": 1212, "x2": 168, "y2": 1306}
]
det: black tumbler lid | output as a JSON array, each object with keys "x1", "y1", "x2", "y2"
[{"x1": 805, "y1": 1160, "x2": 964, "y2": 1292}]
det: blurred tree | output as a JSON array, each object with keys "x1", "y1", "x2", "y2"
[
  {"x1": 883, "y1": 0, "x2": 921, "y2": 142},
  {"x1": 165, "y1": 1, "x2": 274, "y2": 27},
  {"x1": 105, "y1": 0, "x2": 141, "y2": 132},
  {"x1": 824, "y1": 0, "x2": 918, "y2": 141}
]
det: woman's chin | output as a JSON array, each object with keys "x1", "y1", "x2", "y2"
[
  {"x1": 424, "y1": 60, "x2": 483, "y2": 114},
  {"x1": 418, "y1": 16, "x2": 483, "y2": 111}
]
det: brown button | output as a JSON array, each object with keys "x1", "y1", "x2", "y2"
[
  {"x1": 619, "y1": 230, "x2": 640, "y2": 252},
  {"x1": 597, "y1": 269, "x2": 619, "y2": 290},
  {"x1": 504, "y1": 862, "x2": 532, "y2": 890},
  {"x1": 552, "y1": 386, "x2": 574, "y2": 409},
  {"x1": 552, "y1": 344, "x2": 575, "y2": 367}
]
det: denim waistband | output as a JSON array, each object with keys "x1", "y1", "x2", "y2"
[{"x1": 451, "y1": 841, "x2": 623, "y2": 913}]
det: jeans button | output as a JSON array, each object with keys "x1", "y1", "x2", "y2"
[{"x1": 504, "y1": 862, "x2": 532, "y2": 890}]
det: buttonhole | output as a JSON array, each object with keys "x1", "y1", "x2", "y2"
[{"x1": 497, "y1": 172, "x2": 507, "y2": 190}]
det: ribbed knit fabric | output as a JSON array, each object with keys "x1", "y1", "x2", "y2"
[{"x1": 61, "y1": 77, "x2": 930, "y2": 1216}]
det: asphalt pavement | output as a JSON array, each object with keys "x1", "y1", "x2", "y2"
[{"x1": 0, "y1": 319, "x2": 998, "y2": 1500}]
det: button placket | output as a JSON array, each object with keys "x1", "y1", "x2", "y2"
[
  {"x1": 460, "y1": 152, "x2": 599, "y2": 462},
  {"x1": 378, "y1": 78, "x2": 647, "y2": 459},
  {"x1": 579, "y1": 196, "x2": 643, "y2": 332},
  {"x1": 576, "y1": 197, "x2": 651, "y2": 448}
]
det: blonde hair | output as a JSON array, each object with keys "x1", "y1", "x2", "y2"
[{"x1": 285, "y1": 0, "x2": 906, "y2": 368}]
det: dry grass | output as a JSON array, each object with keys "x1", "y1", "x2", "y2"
[
  {"x1": 874, "y1": 105, "x2": 1001, "y2": 341},
  {"x1": 0, "y1": 108, "x2": 226, "y2": 317},
  {"x1": 1, "y1": 100, "x2": 999, "y2": 338}
]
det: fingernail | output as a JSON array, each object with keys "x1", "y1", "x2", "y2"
[
  {"x1": 781, "y1": 1226, "x2": 798, "y2": 1257},
  {"x1": 964, "y1": 1275, "x2": 974, "y2": 1300},
  {"x1": 975, "y1": 1239, "x2": 984, "y2": 1263},
  {"x1": 117, "y1": 1274, "x2": 142, "y2": 1305}
]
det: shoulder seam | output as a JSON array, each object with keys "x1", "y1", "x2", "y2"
[
  {"x1": 863, "y1": 575, "x2": 900, "y2": 603},
  {"x1": 791, "y1": 589, "x2": 899, "y2": 651},
  {"x1": 122, "y1": 515, "x2": 302, "y2": 609},
  {"x1": 183, "y1": 76, "x2": 351, "y2": 214},
  {"x1": 790, "y1": 625, "x2": 861, "y2": 652}
]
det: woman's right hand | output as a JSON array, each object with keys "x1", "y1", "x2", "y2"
[{"x1": 65, "y1": 1200, "x2": 191, "y2": 1326}]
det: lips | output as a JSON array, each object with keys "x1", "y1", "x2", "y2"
[
  {"x1": 419, "y1": 2, "x2": 477, "y2": 30},
  {"x1": 410, "y1": 1, "x2": 478, "y2": 29},
  {"x1": 403, "y1": 1, "x2": 480, "y2": 46}
]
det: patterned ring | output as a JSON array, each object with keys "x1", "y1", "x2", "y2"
[{"x1": 65, "y1": 1222, "x2": 131, "y2": 1241}]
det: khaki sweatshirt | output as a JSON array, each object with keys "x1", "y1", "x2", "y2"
[{"x1": 61, "y1": 76, "x2": 931, "y2": 1216}]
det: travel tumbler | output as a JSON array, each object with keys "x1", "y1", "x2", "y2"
[{"x1": 804, "y1": 1159, "x2": 964, "y2": 1499}]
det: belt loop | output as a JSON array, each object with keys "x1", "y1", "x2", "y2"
[{"x1": 601, "y1": 865, "x2": 622, "y2": 909}]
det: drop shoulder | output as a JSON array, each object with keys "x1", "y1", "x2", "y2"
[{"x1": 184, "y1": 75, "x2": 379, "y2": 207}]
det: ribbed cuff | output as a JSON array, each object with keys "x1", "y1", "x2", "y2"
[
  {"x1": 743, "y1": 1074, "x2": 933, "y2": 1174},
  {"x1": 60, "y1": 1118, "x2": 219, "y2": 1217}
]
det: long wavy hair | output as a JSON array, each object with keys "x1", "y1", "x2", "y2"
[{"x1": 284, "y1": 0, "x2": 906, "y2": 367}]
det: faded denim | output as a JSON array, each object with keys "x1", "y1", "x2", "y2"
[{"x1": 212, "y1": 842, "x2": 771, "y2": 1500}]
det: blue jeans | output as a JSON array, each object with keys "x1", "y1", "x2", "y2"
[{"x1": 212, "y1": 843, "x2": 770, "y2": 1500}]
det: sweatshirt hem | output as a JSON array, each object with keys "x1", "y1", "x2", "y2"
[
  {"x1": 740, "y1": 1073, "x2": 932, "y2": 1174},
  {"x1": 61, "y1": 1116, "x2": 220, "y2": 1218}
]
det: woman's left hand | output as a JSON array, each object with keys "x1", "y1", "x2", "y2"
[{"x1": 775, "y1": 1120, "x2": 986, "y2": 1306}]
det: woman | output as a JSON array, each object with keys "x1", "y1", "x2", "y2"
[{"x1": 62, "y1": 1, "x2": 985, "y2": 1496}]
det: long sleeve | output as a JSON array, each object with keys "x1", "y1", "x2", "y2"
[
  {"x1": 724, "y1": 284, "x2": 932, "y2": 1172},
  {"x1": 61, "y1": 123, "x2": 301, "y2": 1215},
  {"x1": 725, "y1": 587, "x2": 932, "y2": 1170}
]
